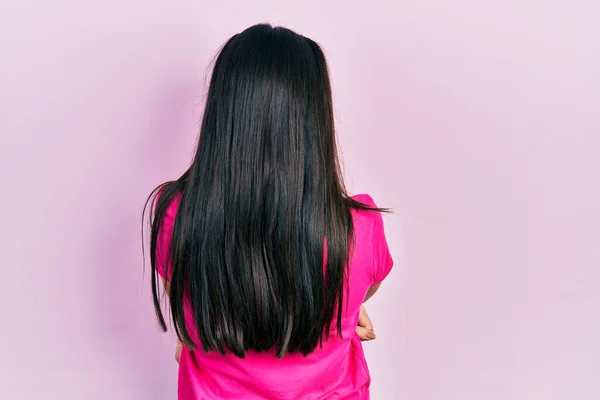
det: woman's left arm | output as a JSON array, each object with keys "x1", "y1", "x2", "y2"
[
  {"x1": 356, "y1": 305, "x2": 376, "y2": 341},
  {"x1": 161, "y1": 278, "x2": 182, "y2": 363}
]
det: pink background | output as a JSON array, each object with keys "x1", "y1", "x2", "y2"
[{"x1": 1, "y1": 1, "x2": 599, "y2": 399}]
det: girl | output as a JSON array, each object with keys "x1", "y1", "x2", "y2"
[{"x1": 145, "y1": 23, "x2": 393, "y2": 399}]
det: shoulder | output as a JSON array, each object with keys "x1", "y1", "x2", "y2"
[
  {"x1": 156, "y1": 190, "x2": 183, "y2": 233},
  {"x1": 350, "y1": 193, "x2": 376, "y2": 207},
  {"x1": 349, "y1": 193, "x2": 383, "y2": 229}
]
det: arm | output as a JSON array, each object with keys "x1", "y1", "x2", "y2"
[
  {"x1": 355, "y1": 283, "x2": 382, "y2": 341},
  {"x1": 161, "y1": 278, "x2": 182, "y2": 363},
  {"x1": 175, "y1": 342, "x2": 182, "y2": 363},
  {"x1": 154, "y1": 194, "x2": 183, "y2": 363},
  {"x1": 161, "y1": 277, "x2": 170, "y2": 295},
  {"x1": 364, "y1": 282, "x2": 381, "y2": 303},
  {"x1": 356, "y1": 305, "x2": 376, "y2": 341},
  {"x1": 357, "y1": 205, "x2": 394, "y2": 339}
]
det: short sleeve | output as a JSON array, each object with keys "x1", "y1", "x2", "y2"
[
  {"x1": 370, "y1": 202, "x2": 394, "y2": 285},
  {"x1": 155, "y1": 194, "x2": 181, "y2": 281}
]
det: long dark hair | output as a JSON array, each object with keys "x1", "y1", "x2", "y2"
[{"x1": 144, "y1": 24, "x2": 384, "y2": 358}]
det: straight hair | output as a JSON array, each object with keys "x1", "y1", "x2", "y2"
[{"x1": 143, "y1": 24, "x2": 385, "y2": 358}]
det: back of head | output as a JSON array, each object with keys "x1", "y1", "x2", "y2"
[{"x1": 148, "y1": 24, "x2": 361, "y2": 358}]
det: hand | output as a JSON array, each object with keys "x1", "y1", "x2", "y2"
[
  {"x1": 356, "y1": 305, "x2": 376, "y2": 341},
  {"x1": 175, "y1": 341, "x2": 182, "y2": 363}
]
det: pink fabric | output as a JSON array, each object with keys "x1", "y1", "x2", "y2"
[{"x1": 156, "y1": 194, "x2": 393, "y2": 399}]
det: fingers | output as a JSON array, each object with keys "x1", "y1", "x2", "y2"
[
  {"x1": 356, "y1": 305, "x2": 376, "y2": 341},
  {"x1": 356, "y1": 326, "x2": 377, "y2": 341}
]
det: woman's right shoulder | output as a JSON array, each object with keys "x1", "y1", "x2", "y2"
[
  {"x1": 350, "y1": 193, "x2": 376, "y2": 208},
  {"x1": 349, "y1": 193, "x2": 394, "y2": 285},
  {"x1": 349, "y1": 193, "x2": 383, "y2": 229}
]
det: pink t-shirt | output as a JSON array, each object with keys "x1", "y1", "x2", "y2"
[{"x1": 156, "y1": 194, "x2": 393, "y2": 399}]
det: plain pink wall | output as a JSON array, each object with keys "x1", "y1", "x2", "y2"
[{"x1": 1, "y1": 1, "x2": 599, "y2": 399}]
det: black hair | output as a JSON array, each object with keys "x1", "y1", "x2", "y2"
[{"x1": 144, "y1": 24, "x2": 385, "y2": 358}]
